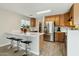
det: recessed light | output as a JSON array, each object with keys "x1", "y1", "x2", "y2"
[{"x1": 36, "y1": 10, "x2": 51, "y2": 14}]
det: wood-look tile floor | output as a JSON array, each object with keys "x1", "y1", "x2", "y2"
[
  {"x1": 0, "y1": 42, "x2": 66, "y2": 56},
  {"x1": 40, "y1": 41, "x2": 66, "y2": 56},
  {"x1": 0, "y1": 45, "x2": 36, "y2": 56}
]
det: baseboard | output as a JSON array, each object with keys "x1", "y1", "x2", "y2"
[
  {"x1": 20, "y1": 46, "x2": 39, "y2": 56},
  {"x1": 29, "y1": 50, "x2": 39, "y2": 56},
  {"x1": 0, "y1": 43, "x2": 10, "y2": 47}
]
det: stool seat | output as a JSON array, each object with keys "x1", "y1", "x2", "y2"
[
  {"x1": 14, "y1": 38, "x2": 22, "y2": 41},
  {"x1": 7, "y1": 37, "x2": 22, "y2": 41},
  {"x1": 21, "y1": 41, "x2": 32, "y2": 44},
  {"x1": 7, "y1": 37, "x2": 15, "y2": 40}
]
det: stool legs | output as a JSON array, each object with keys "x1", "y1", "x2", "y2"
[
  {"x1": 22, "y1": 43, "x2": 31, "y2": 56},
  {"x1": 17, "y1": 41, "x2": 20, "y2": 50},
  {"x1": 14, "y1": 41, "x2": 20, "y2": 53},
  {"x1": 23, "y1": 44, "x2": 28, "y2": 56},
  {"x1": 8, "y1": 40, "x2": 13, "y2": 49}
]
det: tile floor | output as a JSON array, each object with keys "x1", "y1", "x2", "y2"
[
  {"x1": 0, "y1": 41, "x2": 66, "y2": 56},
  {"x1": 40, "y1": 41, "x2": 66, "y2": 56}
]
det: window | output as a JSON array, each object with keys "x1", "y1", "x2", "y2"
[{"x1": 21, "y1": 20, "x2": 30, "y2": 26}]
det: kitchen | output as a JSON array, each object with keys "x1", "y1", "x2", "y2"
[{"x1": 0, "y1": 3, "x2": 79, "y2": 56}]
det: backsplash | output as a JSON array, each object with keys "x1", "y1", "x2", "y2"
[{"x1": 55, "y1": 27, "x2": 71, "y2": 32}]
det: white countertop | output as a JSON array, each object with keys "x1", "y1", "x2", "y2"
[{"x1": 6, "y1": 30, "x2": 44, "y2": 37}]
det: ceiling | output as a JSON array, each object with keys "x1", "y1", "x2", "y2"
[{"x1": 0, "y1": 3, "x2": 73, "y2": 18}]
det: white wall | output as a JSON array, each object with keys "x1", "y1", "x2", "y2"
[
  {"x1": 67, "y1": 30, "x2": 79, "y2": 56},
  {"x1": 0, "y1": 8, "x2": 29, "y2": 46}
]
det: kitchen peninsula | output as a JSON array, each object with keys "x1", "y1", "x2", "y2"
[{"x1": 6, "y1": 30, "x2": 44, "y2": 55}]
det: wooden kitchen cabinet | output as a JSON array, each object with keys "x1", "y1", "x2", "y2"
[
  {"x1": 45, "y1": 13, "x2": 71, "y2": 27},
  {"x1": 44, "y1": 34, "x2": 50, "y2": 41},
  {"x1": 69, "y1": 5, "x2": 74, "y2": 26},
  {"x1": 64, "y1": 5, "x2": 74, "y2": 27},
  {"x1": 55, "y1": 15, "x2": 60, "y2": 26},
  {"x1": 45, "y1": 15, "x2": 60, "y2": 26},
  {"x1": 44, "y1": 5, "x2": 74, "y2": 27},
  {"x1": 64, "y1": 12, "x2": 70, "y2": 27},
  {"x1": 59, "y1": 14, "x2": 65, "y2": 26},
  {"x1": 55, "y1": 32, "x2": 65, "y2": 42},
  {"x1": 45, "y1": 16, "x2": 55, "y2": 23},
  {"x1": 30, "y1": 18, "x2": 36, "y2": 27},
  {"x1": 44, "y1": 32, "x2": 65, "y2": 42},
  {"x1": 50, "y1": 16, "x2": 56, "y2": 23}
]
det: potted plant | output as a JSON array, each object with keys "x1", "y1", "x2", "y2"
[
  {"x1": 20, "y1": 24, "x2": 27, "y2": 33},
  {"x1": 26, "y1": 25, "x2": 30, "y2": 32}
]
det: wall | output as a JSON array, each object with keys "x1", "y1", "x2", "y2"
[
  {"x1": 0, "y1": 8, "x2": 29, "y2": 46},
  {"x1": 67, "y1": 30, "x2": 79, "y2": 56}
]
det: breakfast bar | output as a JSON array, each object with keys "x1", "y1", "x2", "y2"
[{"x1": 6, "y1": 30, "x2": 44, "y2": 55}]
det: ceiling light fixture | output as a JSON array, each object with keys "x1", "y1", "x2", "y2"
[{"x1": 36, "y1": 10, "x2": 51, "y2": 14}]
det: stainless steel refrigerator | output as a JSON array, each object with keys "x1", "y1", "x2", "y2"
[{"x1": 45, "y1": 21, "x2": 55, "y2": 41}]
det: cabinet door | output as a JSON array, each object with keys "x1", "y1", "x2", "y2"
[
  {"x1": 55, "y1": 16, "x2": 60, "y2": 26},
  {"x1": 60, "y1": 15, "x2": 65, "y2": 26},
  {"x1": 30, "y1": 18, "x2": 36, "y2": 27},
  {"x1": 69, "y1": 5, "x2": 74, "y2": 26},
  {"x1": 44, "y1": 34, "x2": 50, "y2": 41},
  {"x1": 45, "y1": 16, "x2": 55, "y2": 23},
  {"x1": 55, "y1": 32, "x2": 65, "y2": 42},
  {"x1": 45, "y1": 17, "x2": 50, "y2": 22},
  {"x1": 45, "y1": 15, "x2": 60, "y2": 26},
  {"x1": 64, "y1": 12, "x2": 70, "y2": 26}
]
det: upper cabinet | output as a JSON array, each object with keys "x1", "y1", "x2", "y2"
[
  {"x1": 45, "y1": 15, "x2": 60, "y2": 26},
  {"x1": 64, "y1": 12, "x2": 70, "y2": 26},
  {"x1": 44, "y1": 5, "x2": 74, "y2": 27},
  {"x1": 45, "y1": 16, "x2": 55, "y2": 23},
  {"x1": 30, "y1": 18, "x2": 36, "y2": 27},
  {"x1": 64, "y1": 5, "x2": 74, "y2": 27},
  {"x1": 69, "y1": 5, "x2": 74, "y2": 26},
  {"x1": 55, "y1": 15, "x2": 60, "y2": 26},
  {"x1": 59, "y1": 14, "x2": 65, "y2": 26}
]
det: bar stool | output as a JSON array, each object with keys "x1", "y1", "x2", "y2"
[
  {"x1": 13, "y1": 38, "x2": 22, "y2": 53},
  {"x1": 21, "y1": 40, "x2": 32, "y2": 56},
  {"x1": 7, "y1": 37, "x2": 15, "y2": 49},
  {"x1": 21, "y1": 36, "x2": 32, "y2": 56},
  {"x1": 7, "y1": 37, "x2": 22, "y2": 53}
]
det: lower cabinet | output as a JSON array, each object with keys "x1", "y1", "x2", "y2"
[
  {"x1": 55, "y1": 32, "x2": 65, "y2": 42},
  {"x1": 43, "y1": 32, "x2": 65, "y2": 42},
  {"x1": 44, "y1": 34, "x2": 50, "y2": 41}
]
